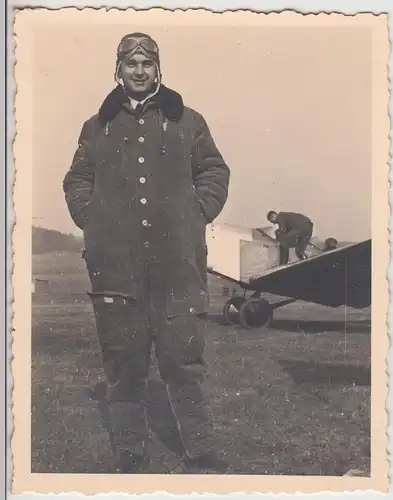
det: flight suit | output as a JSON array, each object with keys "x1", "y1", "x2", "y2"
[{"x1": 63, "y1": 83, "x2": 230, "y2": 469}]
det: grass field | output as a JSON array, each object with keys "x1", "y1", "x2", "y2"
[{"x1": 31, "y1": 253, "x2": 371, "y2": 475}]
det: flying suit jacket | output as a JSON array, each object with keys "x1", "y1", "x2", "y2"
[
  {"x1": 63, "y1": 84, "x2": 230, "y2": 317},
  {"x1": 276, "y1": 212, "x2": 313, "y2": 234}
]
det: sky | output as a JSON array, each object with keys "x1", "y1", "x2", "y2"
[{"x1": 31, "y1": 23, "x2": 371, "y2": 242}]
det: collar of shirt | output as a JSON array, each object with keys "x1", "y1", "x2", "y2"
[
  {"x1": 129, "y1": 97, "x2": 142, "y2": 109},
  {"x1": 127, "y1": 82, "x2": 161, "y2": 110}
]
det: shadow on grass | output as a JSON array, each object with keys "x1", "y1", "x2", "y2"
[
  {"x1": 271, "y1": 319, "x2": 371, "y2": 335},
  {"x1": 203, "y1": 314, "x2": 371, "y2": 336},
  {"x1": 276, "y1": 359, "x2": 371, "y2": 387}
]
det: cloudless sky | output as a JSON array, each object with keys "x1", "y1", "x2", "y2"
[{"x1": 32, "y1": 23, "x2": 371, "y2": 241}]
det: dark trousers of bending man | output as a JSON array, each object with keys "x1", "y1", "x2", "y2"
[
  {"x1": 270, "y1": 211, "x2": 314, "y2": 265},
  {"x1": 63, "y1": 32, "x2": 230, "y2": 473},
  {"x1": 275, "y1": 226, "x2": 313, "y2": 264}
]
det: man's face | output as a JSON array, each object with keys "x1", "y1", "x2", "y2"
[
  {"x1": 268, "y1": 213, "x2": 277, "y2": 223},
  {"x1": 119, "y1": 53, "x2": 158, "y2": 95}
]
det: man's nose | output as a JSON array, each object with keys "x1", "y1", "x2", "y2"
[{"x1": 135, "y1": 64, "x2": 145, "y2": 75}]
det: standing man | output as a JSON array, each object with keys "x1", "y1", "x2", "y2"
[
  {"x1": 267, "y1": 210, "x2": 313, "y2": 265},
  {"x1": 63, "y1": 33, "x2": 230, "y2": 473}
]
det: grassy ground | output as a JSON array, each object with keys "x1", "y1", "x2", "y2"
[{"x1": 31, "y1": 265, "x2": 371, "y2": 475}]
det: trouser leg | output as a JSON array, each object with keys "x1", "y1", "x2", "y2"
[
  {"x1": 279, "y1": 245, "x2": 290, "y2": 265},
  {"x1": 276, "y1": 230, "x2": 291, "y2": 265},
  {"x1": 90, "y1": 295, "x2": 152, "y2": 458},
  {"x1": 154, "y1": 313, "x2": 214, "y2": 460},
  {"x1": 295, "y1": 226, "x2": 313, "y2": 259},
  {"x1": 281, "y1": 229, "x2": 308, "y2": 263}
]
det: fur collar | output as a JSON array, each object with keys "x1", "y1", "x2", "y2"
[{"x1": 98, "y1": 84, "x2": 184, "y2": 125}]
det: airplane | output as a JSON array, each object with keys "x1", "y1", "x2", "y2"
[{"x1": 205, "y1": 223, "x2": 371, "y2": 329}]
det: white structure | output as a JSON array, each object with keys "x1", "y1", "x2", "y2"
[{"x1": 206, "y1": 223, "x2": 281, "y2": 283}]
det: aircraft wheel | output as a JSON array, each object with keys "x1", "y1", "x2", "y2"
[
  {"x1": 223, "y1": 297, "x2": 246, "y2": 325},
  {"x1": 239, "y1": 298, "x2": 273, "y2": 329}
]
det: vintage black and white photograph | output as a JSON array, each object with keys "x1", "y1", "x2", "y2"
[{"x1": 11, "y1": 7, "x2": 389, "y2": 495}]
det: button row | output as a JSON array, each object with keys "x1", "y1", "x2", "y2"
[{"x1": 136, "y1": 121, "x2": 148, "y2": 252}]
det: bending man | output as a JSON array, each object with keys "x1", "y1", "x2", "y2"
[{"x1": 267, "y1": 210, "x2": 313, "y2": 265}]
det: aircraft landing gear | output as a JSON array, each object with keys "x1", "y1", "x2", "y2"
[
  {"x1": 222, "y1": 296, "x2": 246, "y2": 325},
  {"x1": 222, "y1": 295, "x2": 297, "y2": 329},
  {"x1": 222, "y1": 296, "x2": 273, "y2": 328},
  {"x1": 239, "y1": 298, "x2": 273, "y2": 329}
]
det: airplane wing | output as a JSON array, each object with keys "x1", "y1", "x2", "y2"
[
  {"x1": 248, "y1": 239, "x2": 371, "y2": 309},
  {"x1": 206, "y1": 223, "x2": 371, "y2": 309}
]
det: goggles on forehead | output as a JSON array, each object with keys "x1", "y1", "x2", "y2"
[{"x1": 117, "y1": 35, "x2": 159, "y2": 60}]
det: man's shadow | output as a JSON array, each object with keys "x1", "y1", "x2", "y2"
[{"x1": 146, "y1": 379, "x2": 185, "y2": 456}]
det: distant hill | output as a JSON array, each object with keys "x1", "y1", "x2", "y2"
[
  {"x1": 31, "y1": 227, "x2": 237, "y2": 295},
  {"x1": 32, "y1": 226, "x2": 83, "y2": 255}
]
